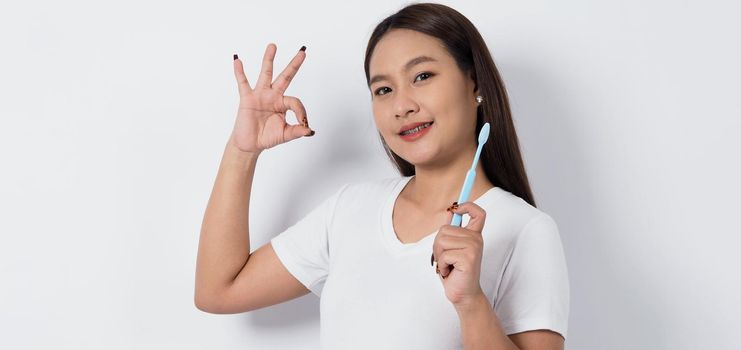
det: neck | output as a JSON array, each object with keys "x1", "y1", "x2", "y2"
[{"x1": 405, "y1": 143, "x2": 494, "y2": 212}]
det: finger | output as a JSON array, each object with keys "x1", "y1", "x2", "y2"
[
  {"x1": 256, "y1": 43, "x2": 277, "y2": 89},
  {"x1": 432, "y1": 206, "x2": 462, "y2": 265},
  {"x1": 233, "y1": 54, "x2": 252, "y2": 96},
  {"x1": 437, "y1": 249, "x2": 469, "y2": 278},
  {"x1": 431, "y1": 201, "x2": 478, "y2": 265},
  {"x1": 281, "y1": 96, "x2": 314, "y2": 141},
  {"x1": 272, "y1": 47, "x2": 306, "y2": 95},
  {"x1": 449, "y1": 201, "x2": 487, "y2": 233},
  {"x1": 432, "y1": 226, "x2": 480, "y2": 266},
  {"x1": 281, "y1": 96, "x2": 308, "y2": 126}
]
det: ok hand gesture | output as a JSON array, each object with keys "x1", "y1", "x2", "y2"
[{"x1": 229, "y1": 43, "x2": 314, "y2": 154}]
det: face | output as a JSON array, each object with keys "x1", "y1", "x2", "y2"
[{"x1": 368, "y1": 29, "x2": 479, "y2": 168}]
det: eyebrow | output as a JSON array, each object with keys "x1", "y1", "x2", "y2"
[{"x1": 368, "y1": 55, "x2": 438, "y2": 86}]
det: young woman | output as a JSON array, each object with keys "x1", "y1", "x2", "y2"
[{"x1": 196, "y1": 3, "x2": 569, "y2": 349}]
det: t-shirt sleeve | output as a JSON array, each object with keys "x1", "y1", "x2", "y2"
[
  {"x1": 269, "y1": 184, "x2": 348, "y2": 297},
  {"x1": 494, "y1": 212, "x2": 570, "y2": 340}
]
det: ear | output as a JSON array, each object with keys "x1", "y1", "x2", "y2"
[{"x1": 469, "y1": 70, "x2": 479, "y2": 94}]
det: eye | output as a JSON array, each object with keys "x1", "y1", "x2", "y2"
[
  {"x1": 373, "y1": 72, "x2": 434, "y2": 97},
  {"x1": 374, "y1": 87, "x2": 391, "y2": 96},
  {"x1": 415, "y1": 72, "x2": 434, "y2": 82}
]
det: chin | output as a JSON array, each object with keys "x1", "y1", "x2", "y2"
[
  {"x1": 385, "y1": 131, "x2": 446, "y2": 163},
  {"x1": 394, "y1": 147, "x2": 440, "y2": 167}
]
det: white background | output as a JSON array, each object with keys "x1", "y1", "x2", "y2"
[{"x1": 1, "y1": 0, "x2": 739, "y2": 349}]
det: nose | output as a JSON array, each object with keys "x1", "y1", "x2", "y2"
[{"x1": 393, "y1": 89, "x2": 419, "y2": 119}]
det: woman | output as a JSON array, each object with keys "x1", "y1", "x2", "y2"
[{"x1": 195, "y1": 3, "x2": 569, "y2": 349}]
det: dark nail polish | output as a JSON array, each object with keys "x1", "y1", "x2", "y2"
[
  {"x1": 307, "y1": 130, "x2": 315, "y2": 137},
  {"x1": 430, "y1": 253, "x2": 434, "y2": 266},
  {"x1": 300, "y1": 45, "x2": 306, "y2": 52},
  {"x1": 233, "y1": 54, "x2": 238, "y2": 60}
]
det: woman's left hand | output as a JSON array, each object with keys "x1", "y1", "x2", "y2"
[{"x1": 432, "y1": 201, "x2": 487, "y2": 309}]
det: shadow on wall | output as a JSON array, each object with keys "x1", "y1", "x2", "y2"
[{"x1": 242, "y1": 103, "x2": 377, "y2": 329}]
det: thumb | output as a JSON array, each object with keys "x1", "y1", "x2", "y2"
[
  {"x1": 444, "y1": 201, "x2": 460, "y2": 226},
  {"x1": 285, "y1": 124, "x2": 315, "y2": 142}
]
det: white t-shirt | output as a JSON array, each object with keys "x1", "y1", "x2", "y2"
[{"x1": 270, "y1": 175, "x2": 569, "y2": 349}]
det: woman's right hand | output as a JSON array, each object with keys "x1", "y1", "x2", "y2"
[{"x1": 229, "y1": 43, "x2": 314, "y2": 154}]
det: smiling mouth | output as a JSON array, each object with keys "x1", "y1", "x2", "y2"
[{"x1": 399, "y1": 121, "x2": 434, "y2": 135}]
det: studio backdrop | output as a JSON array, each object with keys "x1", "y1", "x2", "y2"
[{"x1": 1, "y1": 0, "x2": 739, "y2": 349}]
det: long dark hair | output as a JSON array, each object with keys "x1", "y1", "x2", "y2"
[{"x1": 364, "y1": 2, "x2": 537, "y2": 207}]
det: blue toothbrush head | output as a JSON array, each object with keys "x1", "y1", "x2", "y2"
[{"x1": 478, "y1": 122, "x2": 490, "y2": 145}]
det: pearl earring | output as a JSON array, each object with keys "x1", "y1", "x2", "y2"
[{"x1": 476, "y1": 95, "x2": 484, "y2": 104}]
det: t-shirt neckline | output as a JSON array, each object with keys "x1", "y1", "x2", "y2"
[{"x1": 380, "y1": 175, "x2": 500, "y2": 256}]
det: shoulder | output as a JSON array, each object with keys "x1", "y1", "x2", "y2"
[
  {"x1": 320, "y1": 176, "x2": 407, "y2": 213},
  {"x1": 478, "y1": 187, "x2": 560, "y2": 244},
  {"x1": 335, "y1": 176, "x2": 407, "y2": 201}
]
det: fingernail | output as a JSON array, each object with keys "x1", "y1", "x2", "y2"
[
  {"x1": 430, "y1": 253, "x2": 434, "y2": 266},
  {"x1": 306, "y1": 130, "x2": 315, "y2": 137},
  {"x1": 233, "y1": 54, "x2": 238, "y2": 60},
  {"x1": 446, "y1": 201, "x2": 459, "y2": 212},
  {"x1": 300, "y1": 45, "x2": 307, "y2": 52}
]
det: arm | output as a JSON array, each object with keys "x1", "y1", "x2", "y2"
[
  {"x1": 194, "y1": 136, "x2": 260, "y2": 310},
  {"x1": 456, "y1": 292, "x2": 565, "y2": 350},
  {"x1": 194, "y1": 44, "x2": 314, "y2": 312},
  {"x1": 437, "y1": 204, "x2": 568, "y2": 349}
]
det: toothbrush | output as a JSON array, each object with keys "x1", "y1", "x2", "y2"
[
  {"x1": 450, "y1": 122, "x2": 490, "y2": 226},
  {"x1": 432, "y1": 122, "x2": 491, "y2": 267}
]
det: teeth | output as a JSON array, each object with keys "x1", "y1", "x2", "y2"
[{"x1": 401, "y1": 122, "x2": 432, "y2": 135}]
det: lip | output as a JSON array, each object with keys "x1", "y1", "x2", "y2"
[
  {"x1": 398, "y1": 121, "x2": 434, "y2": 134},
  {"x1": 399, "y1": 121, "x2": 433, "y2": 141}
]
